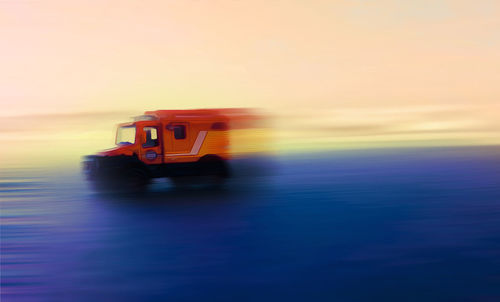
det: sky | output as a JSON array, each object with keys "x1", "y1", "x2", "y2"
[{"x1": 1, "y1": 0, "x2": 499, "y2": 167}]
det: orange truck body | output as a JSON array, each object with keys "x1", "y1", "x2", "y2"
[
  {"x1": 83, "y1": 108, "x2": 256, "y2": 191},
  {"x1": 101, "y1": 109, "x2": 231, "y2": 164}
]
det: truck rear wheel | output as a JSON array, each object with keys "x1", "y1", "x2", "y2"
[{"x1": 170, "y1": 157, "x2": 228, "y2": 190}]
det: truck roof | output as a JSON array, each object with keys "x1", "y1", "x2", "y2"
[
  {"x1": 134, "y1": 108, "x2": 262, "y2": 130},
  {"x1": 144, "y1": 109, "x2": 224, "y2": 120},
  {"x1": 142, "y1": 108, "x2": 257, "y2": 121}
]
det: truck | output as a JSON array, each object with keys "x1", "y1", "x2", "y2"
[{"x1": 82, "y1": 108, "x2": 252, "y2": 192}]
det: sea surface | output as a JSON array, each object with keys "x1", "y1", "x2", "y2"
[{"x1": 1, "y1": 146, "x2": 500, "y2": 301}]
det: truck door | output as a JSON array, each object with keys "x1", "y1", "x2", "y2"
[
  {"x1": 165, "y1": 122, "x2": 191, "y2": 155},
  {"x1": 138, "y1": 123, "x2": 163, "y2": 164}
]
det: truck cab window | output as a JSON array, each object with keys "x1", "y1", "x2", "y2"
[
  {"x1": 143, "y1": 127, "x2": 159, "y2": 147},
  {"x1": 116, "y1": 126, "x2": 136, "y2": 145},
  {"x1": 173, "y1": 125, "x2": 186, "y2": 139}
]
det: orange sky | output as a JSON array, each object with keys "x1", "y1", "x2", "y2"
[{"x1": 1, "y1": 0, "x2": 499, "y2": 167}]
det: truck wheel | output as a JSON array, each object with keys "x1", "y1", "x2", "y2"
[
  {"x1": 169, "y1": 160, "x2": 228, "y2": 190},
  {"x1": 124, "y1": 167, "x2": 150, "y2": 193},
  {"x1": 198, "y1": 158, "x2": 228, "y2": 189}
]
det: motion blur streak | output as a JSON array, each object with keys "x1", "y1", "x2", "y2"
[
  {"x1": 2, "y1": 146, "x2": 500, "y2": 301},
  {"x1": 1, "y1": 0, "x2": 500, "y2": 300}
]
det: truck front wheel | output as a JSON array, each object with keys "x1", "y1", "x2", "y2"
[
  {"x1": 122, "y1": 167, "x2": 150, "y2": 193},
  {"x1": 91, "y1": 167, "x2": 150, "y2": 194}
]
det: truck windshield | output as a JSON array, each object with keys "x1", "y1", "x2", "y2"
[{"x1": 116, "y1": 125, "x2": 136, "y2": 145}]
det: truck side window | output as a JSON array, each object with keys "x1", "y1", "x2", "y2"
[
  {"x1": 173, "y1": 125, "x2": 186, "y2": 139},
  {"x1": 143, "y1": 127, "x2": 159, "y2": 147}
]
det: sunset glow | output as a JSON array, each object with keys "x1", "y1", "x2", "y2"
[{"x1": 1, "y1": 0, "x2": 499, "y2": 167}]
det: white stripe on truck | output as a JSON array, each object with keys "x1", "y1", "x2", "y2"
[{"x1": 165, "y1": 131, "x2": 207, "y2": 156}]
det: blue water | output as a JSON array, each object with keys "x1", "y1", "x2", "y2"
[{"x1": 2, "y1": 147, "x2": 500, "y2": 301}]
